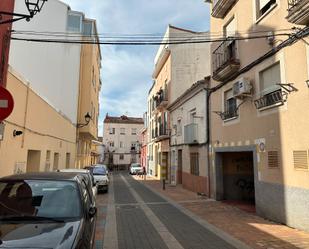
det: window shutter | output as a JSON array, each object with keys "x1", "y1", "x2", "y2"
[
  {"x1": 224, "y1": 17, "x2": 236, "y2": 37},
  {"x1": 260, "y1": 63, "x2": 281, "y2": 93},
  {"x1": 293, "y1": 151, "x2": 308, "y2": 170}
]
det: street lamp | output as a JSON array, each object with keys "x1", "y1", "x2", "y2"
[
  {"x1": 77, "y1": 112, "x2": 92, "y2": 128},
  {"x1": 0, "y1": 0, "x2": 48, "y2": 25}
]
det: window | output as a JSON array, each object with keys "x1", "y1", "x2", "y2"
[
  {"x1": 177, "y1": 119, "x2": 182, "y2": 136},
  {"x1": 256, "y1": 0, "x2": 276, "y2": 19},
  {"x1": 131, "y1": 142, "x2": 137, "y2": 150},
  {"x1": 224, "y1": 89, "x2": 237, "y2": 120},
  {"x1": 120, "y1": 154, "x2": 124, "y2": 160},
  {"x1": 120, "y1": 141, "x2": 124, "y2": 148},
  {"x1": 190, "y1": 153, "x2": 199, "y2": 176},
  {"x1": 83, "y1": 21, "x2": 93, "y2": 36},
  {"x1": 255, "y1": 62, "x2": 283, "y2": 109},
  {"x1": 132, "y1": 128, "x2": 137, "y2": 135},
  {"x1": 120, "y1": 128, "x2": 125, "y2": 135},
  {"x1": 67, "y1": 13, "x2": 82, "y2": 32},
  {"x1": 109, "y1": 141, "x2": 114, "y2": 147},
  {"x1": 260, "y1": 63, "x2": 281, "y2": 94},
  {"x1": 109, "y1": 128, "x2": 115, "y2": 134}
]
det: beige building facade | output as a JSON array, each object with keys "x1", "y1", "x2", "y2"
[
  {"x1": 209, "y1": 0, "x2": 309, "y2": 231},
  {"x1": 148, "y1": 25, "x2": 211, "y2": 184},
  {"x1": 76, "y1": 20, "x2": 102, "y2": 169},
  {"x1": 0, "y1": 68, "x2": 77, "y2": 176}
]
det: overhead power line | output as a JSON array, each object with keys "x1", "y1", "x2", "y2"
[{"x1": 10, "y1": 32, "x2": 293, "y2": 46}]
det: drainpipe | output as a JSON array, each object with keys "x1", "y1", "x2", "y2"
[{"x1": 206, "y1": 89, "x2": 212, "y2": 198}]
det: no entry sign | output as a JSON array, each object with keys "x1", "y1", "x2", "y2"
[{"x1": 0, "y1": 86, "x2": 14, "y2": 121}]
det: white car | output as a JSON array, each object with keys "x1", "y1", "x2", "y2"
[
  {"x1": 93, "y1": 164, "x2": 109, "y2": 176},
  {"x1": 92, "y1": 166, "x2": 109, "y2": 193},
  {"x1": 130, "y1": 163, "x2": 143, "y2": 175},
  {"x1": 56, "y1": 168, "x2": 97, "y2": 197}
]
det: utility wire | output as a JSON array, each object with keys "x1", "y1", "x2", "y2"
[
  {"x1": 11, "y1": 28, "x2": 295, "y2": 38},
  {"x1": 10, "y1": 33, "x2": 293, "y2": 46}
]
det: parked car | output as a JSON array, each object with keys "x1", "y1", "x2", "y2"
[
  {"x1": 0, "y1": 172, "x2": 97, "y2": 249},
  {"x1": 92, "y1": 164, "x2": 109, "y2": 176},
  {"x1": 130, "y1": 163, "x2": 143, "y2": 175},
  {"x1": 92, "y1": 166, "x2": 109, "y2": 193},
  {"x1": 57, "y1": 168, "x2": 97, "y2": 197}
]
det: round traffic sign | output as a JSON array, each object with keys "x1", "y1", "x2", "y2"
[{"x1": 0, "y1": 86, "x2": 14, "y2": 121}]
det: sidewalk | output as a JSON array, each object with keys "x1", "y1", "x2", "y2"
[{"x1": 133, "y1": 175, "x2": 309, "y2": 249}]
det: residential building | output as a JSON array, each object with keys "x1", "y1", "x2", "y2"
[
  {"x1": 168, "y1": 78, "x2": 210, "y2": 192},
  {"x1": 208, "y1": 0, "x2": 309, "y2": 231},
  {"x1": 0, "y1": 0, "x2": 14, "y2": 87},
  {"x1": 90, "y1": 139, "x2": 104, "y2": 165},
  {"x1": 0, "y1": 67, "x2": 77, "y2": 175},
  {"x1": 103, "y1": 114, "x2": 144, "y2": 170},
  {"x1": 76, "y1": 18, "x2": 102, "y2": 168},
  {"x1": 147, "y1": 25, "x2": 211, "y2": 181},
  {"x1": 140, "y1": 112, "x2": 148, "y2": 170},
  {"x1": 0, "y1": 0, "x2": 101, "y2": 174}
]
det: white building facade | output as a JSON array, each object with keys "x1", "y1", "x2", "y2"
[
  {"x1": 168, "y1": 79, "x2": 210, "y2": 193},
  {"x1": 9, "y1": 0, "x2": 84, "y2": 124},
  {"x1": 103, "y1": 115, "x2": 144, "y2": 169}
]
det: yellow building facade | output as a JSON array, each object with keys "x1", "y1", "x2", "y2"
[
  {"x1": 147, "y1": 53, "x2": 171, "y2": 180},
  {"x1": 76, "y1": 20, "x2": 102, "y2": 169},
  {"x1": 209, "y1": 0, "x2": 309, "y2": 231},
  {"x1": 0, "y1": 68, "x2": 77, "y2": 176}
]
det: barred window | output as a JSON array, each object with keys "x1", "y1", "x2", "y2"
[{"x1": 190, "y1": 153, "x2": 199, "y2": 176}]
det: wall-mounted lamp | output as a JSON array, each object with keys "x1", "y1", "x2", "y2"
[
  {"x1": 13, "y1": 130, "x2": 23, "y2": 137},
  {"x1": 0, "y1": 0, "x2": 48, "y2": 25},
  {"x1": 306, "y1": 80, "x2": 309, "y2": 88},
  {"x1": 77, "y1": 112, "x2": 92, "y2": 128}
]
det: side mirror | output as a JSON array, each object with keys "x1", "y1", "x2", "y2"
[{"x1": 89, "y1": 207, "x2": 97, "y2": 218}]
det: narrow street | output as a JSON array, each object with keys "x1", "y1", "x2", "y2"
[{"x1": 99, "y1": 172, "x2": 241, "y2": 249}]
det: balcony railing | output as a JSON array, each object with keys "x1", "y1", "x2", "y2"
[
  {"x1": 254, "y1": 89, "x2": 288, "y2": 110},
  {"x1": 212, "y1": 39, "x2": 240, "y2": 81},
  {"x1": 154, "y1": 89, "x2": 168, "y2": 110},
  {"x1": 184, "y1": 123, "x2": 198, "y2": 145},
  {"x1": 212, "y1": 0, "x2": 237, "y2": 18},
  {"x1": 153, "y1": 124, "x2": 169, "y2": 141},
  {"x1": 286, "y1": 0, "x2": 309, "y2": 25}
]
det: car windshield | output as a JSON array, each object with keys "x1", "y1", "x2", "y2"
[
  {"x1": 132, "y1": 164, "x2": 141, "y2": 168},
  {"x1": 93, "y1": 167, "x2": 107, "y2": 175},
  {"x1": 0, "y1": 180, "x2": 81, "y2": 220}
]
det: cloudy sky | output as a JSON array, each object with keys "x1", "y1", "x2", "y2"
[{"x1": 65, "y1": 0, "x2": 210, "y2": 135}]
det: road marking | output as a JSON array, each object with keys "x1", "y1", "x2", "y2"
[
  {"x1": 0, "y1": 100, "x2": 8, "y2": 108},
  {"x1": 103, "y1": 175, "x2": 118, "y2": 249},
  {"x1": 120, "y1": 174, "x2": 184, "y2": 249}
]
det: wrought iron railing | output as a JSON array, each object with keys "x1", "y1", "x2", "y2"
[
  {"x1": 287, "y1": 0, "x2": 303, "y2": 11},
  {"x1": 222, "y1": 110, "x2": 238, "y2": 120},
  {"x1": 254, "y1": 90, "x2": 288, "y2": 109},
  {"x1": 213, "y1": 39, "x2": 239, "y2": 74},
  {"x1": 154, "y1": 89, "x2": 168, "y2": 108}
]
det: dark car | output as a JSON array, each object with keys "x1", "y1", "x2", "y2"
[{"x1": 0, "y1": 172, "x2": 97, "y2": 249}]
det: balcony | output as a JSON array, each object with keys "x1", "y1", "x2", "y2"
[
  {"x1": 212, "y1": 0, "x2": 237, "y2": 18},
  {"x1": 184, "y1": 123, "x2": 198, "y2": 145},
  {"x1": 154, "y1": 89, "x2": 168, "y2": 111},
  {"x1": 254, "y1": 89, "x2": 288, "y2": 110},
  {"x1": 286, "y1": 0, "x2": 309, "y2": 25},
  {"x1": 212, "y1": 39, "x2": 240, "y2": 82},
  {"x1": 154, "y1": 125, "x2": 169, "y2": 142}
]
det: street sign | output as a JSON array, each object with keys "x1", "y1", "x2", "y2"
[{"x1": 0, "y1": 86, "x2": 14, "y2": 121}]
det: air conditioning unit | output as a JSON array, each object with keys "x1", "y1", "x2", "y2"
[{"x1": 233, "y1": 78, "x2": 252, "y2": 97}]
